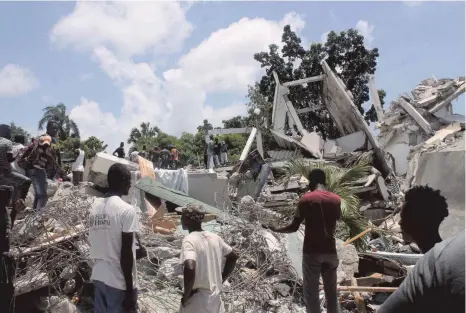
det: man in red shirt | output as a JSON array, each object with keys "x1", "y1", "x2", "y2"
[{"x1": 268, "y1": 168, "x2": 341, "y2": 313}]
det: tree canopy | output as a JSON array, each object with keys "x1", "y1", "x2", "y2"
[
  {"x1": 38, "y1": 103, "x2": 80, "y2": 140},
  {"x1": 9, "y1": 122, "x2": 31, "y2": 142},
  {"x1": 254, "y1": 26, "x2": 385, "y2": 139}
]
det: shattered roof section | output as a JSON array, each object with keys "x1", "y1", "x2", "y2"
[{"x1": 378, "y1": 76, "x2": 465, "y2": 149}]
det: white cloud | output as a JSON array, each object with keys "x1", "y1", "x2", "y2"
[
  {"x1": 51, "y1": 2, "x2": 304, "y2": 149},
  {"x1": 165, "y1": 12, "x2": 305, "y2": 93},
  {"x1": 50, "y1": 1, "x2": 193, "y2": 57},
  {"x1": 0, "y1": 64, "x2": 39, "y2": 97},
  {"x1": 355, "y1": 20, "x2": 375, "y2": 48},
  {"x1": 70, "y1": 97, "x2": 121, "y2": 142}
]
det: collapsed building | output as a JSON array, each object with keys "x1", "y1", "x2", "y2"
[{"x1": 6, "y1": 61, "x2": 465, "y2": 313}]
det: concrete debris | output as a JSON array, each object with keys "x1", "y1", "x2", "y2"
[
  {"x1": 8, "y1": 71, "x2": 464, "y2": 313},
  {"x1": 378, "y1": 76, "x2": 465, "y2": 176}
]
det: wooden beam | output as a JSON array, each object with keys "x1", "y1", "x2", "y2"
[
  {"x1": 283, "y1": 75, "x2": 324, "y2": 87},
  {"x1": 297, "y1": 105, "x2": 324, "y2": 114},
  {"x1": 397, "y1": 98, "x2": 434, "y2": 135}
]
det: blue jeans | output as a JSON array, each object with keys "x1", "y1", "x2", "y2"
[
  {"x1": 29, "y1": 168, "x2": 48, "y2": 211},
  {"x1": 93, "y1": 280, "x2": 138, "y2": 313}
]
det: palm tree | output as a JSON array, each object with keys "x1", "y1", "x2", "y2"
[
  {"x1": 283, "y1": 158, "x2": 372, "y2": 250},
  {"x1": 38, "y1": 103, "x2": 80, "y2": 140},
  {"x1": 127, "y1": 122, "x2": 160, "y2": 144}
]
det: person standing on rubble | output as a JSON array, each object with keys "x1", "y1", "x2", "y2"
[
  {"x1": 159, "y1": 146, "x2": 171, "y2": 169},
  {"x1": 19, "y1": 121, "x2": 62, "y2": 211},
  {"x1": 206, "y1": 135, "x2": 215, "y2": 170},
  {"x1": 139, "y1": 145, "x2": 147, "y2": 159},
  {"x1": 71, "y1": 141, "x2": 85, "y2": 186},
  {"x1": 151, "y1": 146, "x2": 161, "y2": 168},
  {"x1": 113, "y1": 142, "x2": 126, "y2": 159},
  {"x1": 377, "y1": 230, "x2": 465, "y2": 313},
  {"x1": 220, "y1": 141, "x2": 228, "y2": 166},
  {"x1": 89, "y1": 163, "x2": 140, "y2": 313},
  {"x1": 398, "y1": 185, "x2": 449, "y2": 253},
  {"x1": 213, "y1": 137, "x2": 221, "y2": 167},
  {"x1": 170, "y1": 145, "x2": 180, "y2": 169},
  {"x1": 0, "y1": 125, "x2": 31, "y2": 207},
  {"x1": 10, "y1": 135, "x2": 26, "y2": 176},
  {"x1": 267, "y1": 168, "x2": 341, "y2": 313},
  {"x1": 179, "y1": 204, "x2": 238, "y2": 313}
]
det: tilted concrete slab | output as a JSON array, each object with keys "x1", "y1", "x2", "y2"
[{"x1": 414, "y1": 149, "x2": 465, "y2": 238}]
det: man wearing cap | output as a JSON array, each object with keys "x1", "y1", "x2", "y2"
[
  {"x1": 19, "y1": 121, "x2": 62, "y2": 211},
  {"x1": 180, "y1": 204, "x2": 238, "y2": 313}
]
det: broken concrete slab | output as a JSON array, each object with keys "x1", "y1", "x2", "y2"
[
  {"x1": 413, "y1": 148, "x2": 465, "y2": 239},
  {"x1": 300, "y1": 132, "x2": 323, "y2": 159},
  {"x1": 335, "y1": 131, "x2": 370, "y2": 153},
  {"x1": 88, "y1": 152, "x2": 139, "y2": 188}
]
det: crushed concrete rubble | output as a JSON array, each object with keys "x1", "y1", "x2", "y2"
[{"x1": 7, "y1": 70, "x2": 464, "y2": 313}]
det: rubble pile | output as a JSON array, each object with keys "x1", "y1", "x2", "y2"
[
  {"x1": 377, "y1": 76, "x2": 465, "y2": 178},
  {"x1": 9, "y1": 182, "x2": 307, "y2": 313}
]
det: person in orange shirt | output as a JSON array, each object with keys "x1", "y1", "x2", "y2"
[{"x1": 170, "y1": 146, "x2": 180, "y2": 169}]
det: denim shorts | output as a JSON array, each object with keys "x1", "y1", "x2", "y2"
[{"x1": 93, "y1": 280, "x2": 138, "y2": 313}]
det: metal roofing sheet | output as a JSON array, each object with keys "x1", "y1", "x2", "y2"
[{"x1": 135, "y1": 177, "x2": 239, "y2": 223}]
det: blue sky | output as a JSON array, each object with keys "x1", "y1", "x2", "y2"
[{"x1": 0, "y1": 1, "x2": 464, "y2": 149}]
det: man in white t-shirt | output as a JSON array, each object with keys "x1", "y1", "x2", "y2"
[
  {"x1": 130, "y1": 148, "x2": 139, "y2": 163},
  {"x1": 179, "y1": 204, "x2": 238, "y2": 313},
  {"x1": 89, "y1": 163, "x2": 140, "y2": 313}
]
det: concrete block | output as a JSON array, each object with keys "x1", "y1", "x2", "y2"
[
  {"x1": 187, "y1": 172, "x2": 228, "y2": 208},
  {"x1": 300, "y1": 132, "x2": 324, "y2": 158},
  {"x1": 335, "y1": 131, "x2": 369, "y2": 153}
]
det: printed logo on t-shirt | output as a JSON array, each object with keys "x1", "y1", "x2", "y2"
[{"x1": 89, "y1": 213, "x2": 111, "y2": 229}]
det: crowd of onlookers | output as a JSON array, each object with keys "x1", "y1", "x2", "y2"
[
  {"x1": 113, "y1": 142, "x2": 181, "y2": 170},
  {"x1": 204, "y1": 135, "x2": 228, "y2": 170}
]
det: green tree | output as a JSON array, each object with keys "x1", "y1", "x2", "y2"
[
  {"x1": 222, "y1": 116, "x2": 249, "y2": 129},
  {"x1": 83, "y1": 136, "x2": 107, "y2": 158},
  {"x1": 127, "y1": 122, "x2": 160, "y2": 145},
  {"x1": 56, "y1": 136, "x2": 106, "y2": 160},
  {"x1": 9, "y1": 122, "x2": 31, "y2": 142},
  {"x1": 38, "y1": 103, "x2": 80, "y2": 140},
  {"x1": 254, "y1": 25, "x2": 385, "y2": 139},
  {"x1": 197, "y1": 119, "x2": 213, "y2": 133}
]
